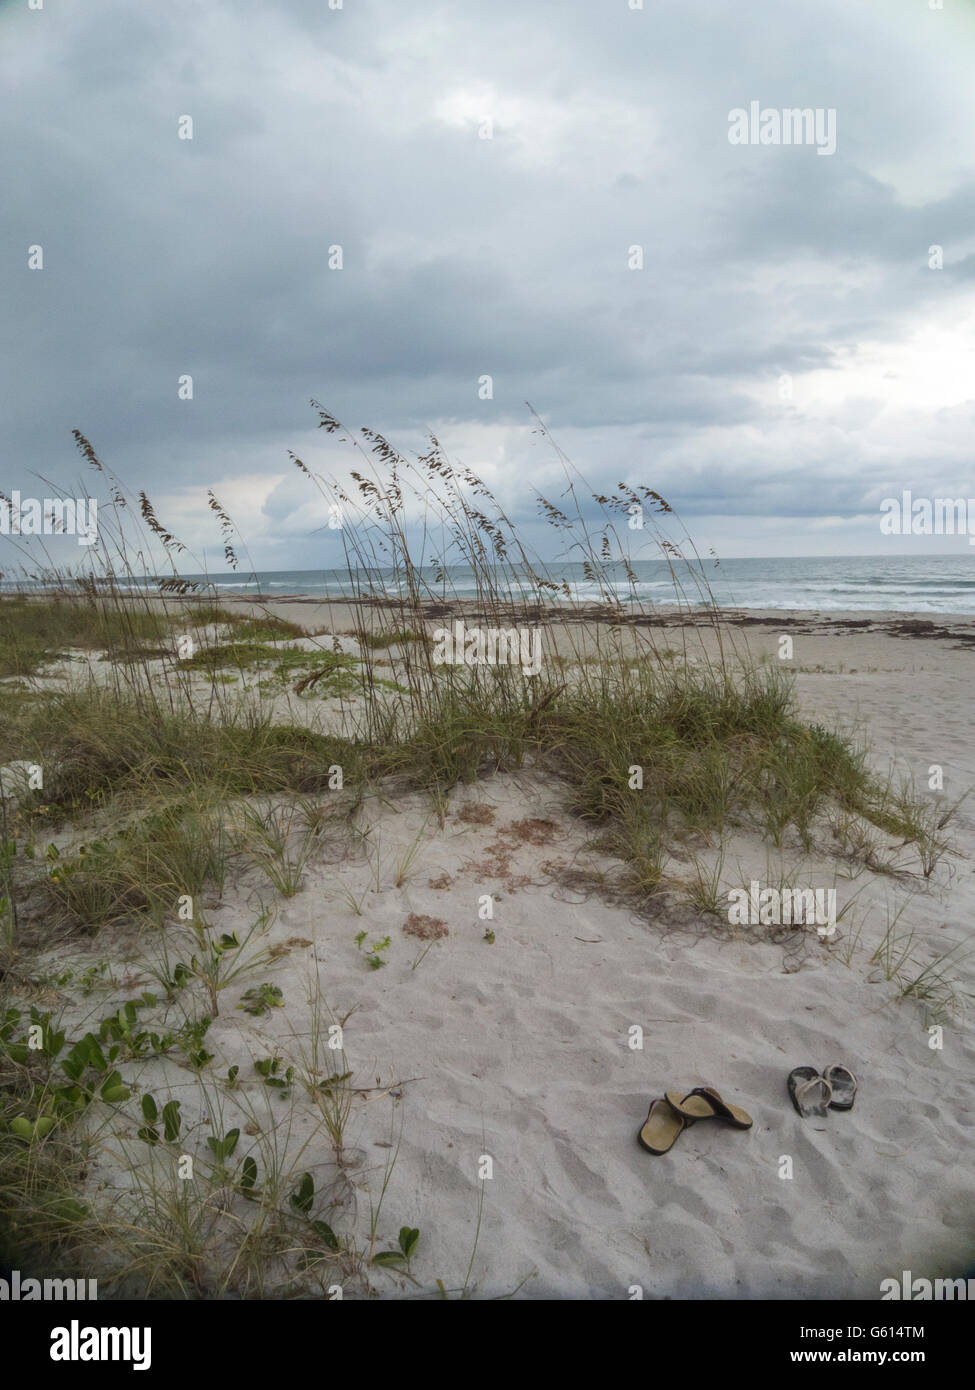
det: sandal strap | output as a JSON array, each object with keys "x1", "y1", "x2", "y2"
[{"x1": 795, "y1": 1074, "x2": 832, "y2": 1105}]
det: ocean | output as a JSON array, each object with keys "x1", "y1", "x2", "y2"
[{"x1": 149, "y1": 554, "x2": 975, "y2": 615}]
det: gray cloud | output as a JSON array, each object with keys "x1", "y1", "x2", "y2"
[{"x1": 3, "y1": 0, "x2": 975, "y2": 569}]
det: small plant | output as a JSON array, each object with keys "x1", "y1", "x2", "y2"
[
  {"x1": 683, "y1": 850, "x2": 726, "y2": 917},
  {"x1": 236, "y1": 802, "x2": 317, "y2": 898},
  {"x1": 138, "y1": 1094, "x2": 182, "y2": 1146},
  {"x1": 254, "y1": 1055, "x2": 294, "y2": 1098},
  {"x1": 288, "y1": 1172, "x2": 340, "y2": 1250},
  {"x1": 871, "y1": 901, "x2": 916, "y2": 982},
  {"x1": 870, "y1": 899, "x2": 968, "y2": 1025},
  {"x1": 354, "y1": 932, "x2": 391, "y2": 970},
  {"x1": 898, "y1": 951, "x2": 965, "y2": 1026},
  {"x1": 152, "y1": 908, "x2": 273, "y2": 1016},
  {"x1": 177, "y1": 1016, "x2": 214, "y2": 1069},
  {"x1": 340, "y1": 886, "x2": 368, "y2": 916},
  {"x1": 393, "y1": 821, "x2": 431, "y2": 888},
  {"x1": 97, "y1": 996, "x2": 178, "y2": 1062},
  {"x1": 373, "y1": 1225, "x2": 420, "y2": 1272},
  {"x1": 79, "y1": 961, "x2": 116, "y2": 995},
  {"x1": 297, "y1": 976, "x2": 355, "y2": 1167},
  {"x1": 238, "y1": 983, "x2": 284, "y2": 1016},
  {"x1": 206, "y1": 1126, "x2": 240, "y2": 1179}
]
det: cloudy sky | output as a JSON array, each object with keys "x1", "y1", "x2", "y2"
[{"x1": 3, "y1": 0, "x2": 975, "y2": 574}]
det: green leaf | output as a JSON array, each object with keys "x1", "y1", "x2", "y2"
[
  {"x1": 207, "y1": 1128, "x2": 240, "y2": 1161},
  {"x1": 137, "y1": 1126, "x2": 159, "y2": 1146},
  {"x1": 54, "y1": 1083, "x2": 84, "y2": 1108},
  {"x1": 239, "y1": 1155, "x2": 257, "y2": 1191},
  {"x1": 372, "y1": 1251, "x2": 406, "y2": 1266},
  {"x1": 100, "y1": 1071, "x2": 130, "y2": 1103},
  {"x1": 62, "y1": 1038, "x2": 90, "y2": 1079},
  {"x1": 81, "y1": 1033, "x2": 107, "y2": 1073},
  {"x1": 10, "y1": 1117, "x2": 35, "y2": 1141},
  {"x1": 141, "y1": 1094, "x2": 158, "y2": 1123},
  {"x1": 290, "y1": 1172, "x2": 314, "y2": 1214},
  {"x1": 398, "y1": 1227, "x2": 420, "y2": 1259},
  {"x1": 317, "y1": 1071, "x2": 353, "y2": 1090},
  {"x1": 312, "y1": 1220, "x2": 339, "y2": 1250},
  {"x1": 162, "y1": 1100, "x2": 181, "y2": 1142}
]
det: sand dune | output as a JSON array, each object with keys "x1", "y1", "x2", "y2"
[{"x1": 19, "y1": 610, "x2": 972, "y2": 1299}]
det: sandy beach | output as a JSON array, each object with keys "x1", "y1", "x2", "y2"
[{"x1": 3, "y1": 598, "x2": 971, "y2": 1300}]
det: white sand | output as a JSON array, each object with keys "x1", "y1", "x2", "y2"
[{"x1": 16, "y1": 610, "x2": 975, "y2": 1298}]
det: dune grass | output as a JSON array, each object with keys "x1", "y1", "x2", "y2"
[
  {"x1": 0, "y1": 594, "x2": 175, "y2": 678},
  {"x1": 0, "y1": 407, "x2": 961, "y2": 1296}
]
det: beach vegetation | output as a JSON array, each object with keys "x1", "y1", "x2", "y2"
[{"x1": 0, "y1": 408, "x2": 965, "y2": 1295}]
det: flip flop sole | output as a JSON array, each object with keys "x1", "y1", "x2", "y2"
[
  {"x1": 666, "y1": 1087, "x2": 753, "y2": 1129},
  {"x1": 638, "y1": 1098, "x2": 685, "y2": 1155},
  {"x1": 664, "y1": 1090, "x2": 711, "y2": 1121},
  {"x1": 824, "y1": 1065, "x2": 857, "y2": 1110},
  {"x1": 788, "y1": 1066, "x2": 831, "y2": 1117}
]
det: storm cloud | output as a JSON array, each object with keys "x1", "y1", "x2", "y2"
[{"x1": 3, "y1": 0, "x2": 975, "y2": 566}]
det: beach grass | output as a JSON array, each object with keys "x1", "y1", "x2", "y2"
[{"x1": 0, "y1": 408, "x2": 959, "y2": 1296}]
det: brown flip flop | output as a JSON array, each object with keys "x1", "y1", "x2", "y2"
[
  {"x1": 665, "y1": 1086, "x2": 753, "y2": 1130},
  {"x1": 637, "y1": 1096, "x2": 686, "y2": 1155}
]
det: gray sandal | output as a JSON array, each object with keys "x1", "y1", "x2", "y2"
[
  {"x1": 788, "y1": 1066, "x2": 832, "y2": 1117},
  {"x1": 823, "y1": 1064, "x2": 857, "y2": 1110}
]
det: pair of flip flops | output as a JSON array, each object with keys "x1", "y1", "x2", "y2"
[
  {"x1": 638, "y1": 1086, "x2": 753, "y2": 1155},
  {"x1": 788, "y1": 1065, "x2": 857, "y2": 1117}
]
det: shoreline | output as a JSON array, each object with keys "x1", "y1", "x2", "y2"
[{"x1": 7, "y1": 587, "x2": 975, "y2": 646}]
